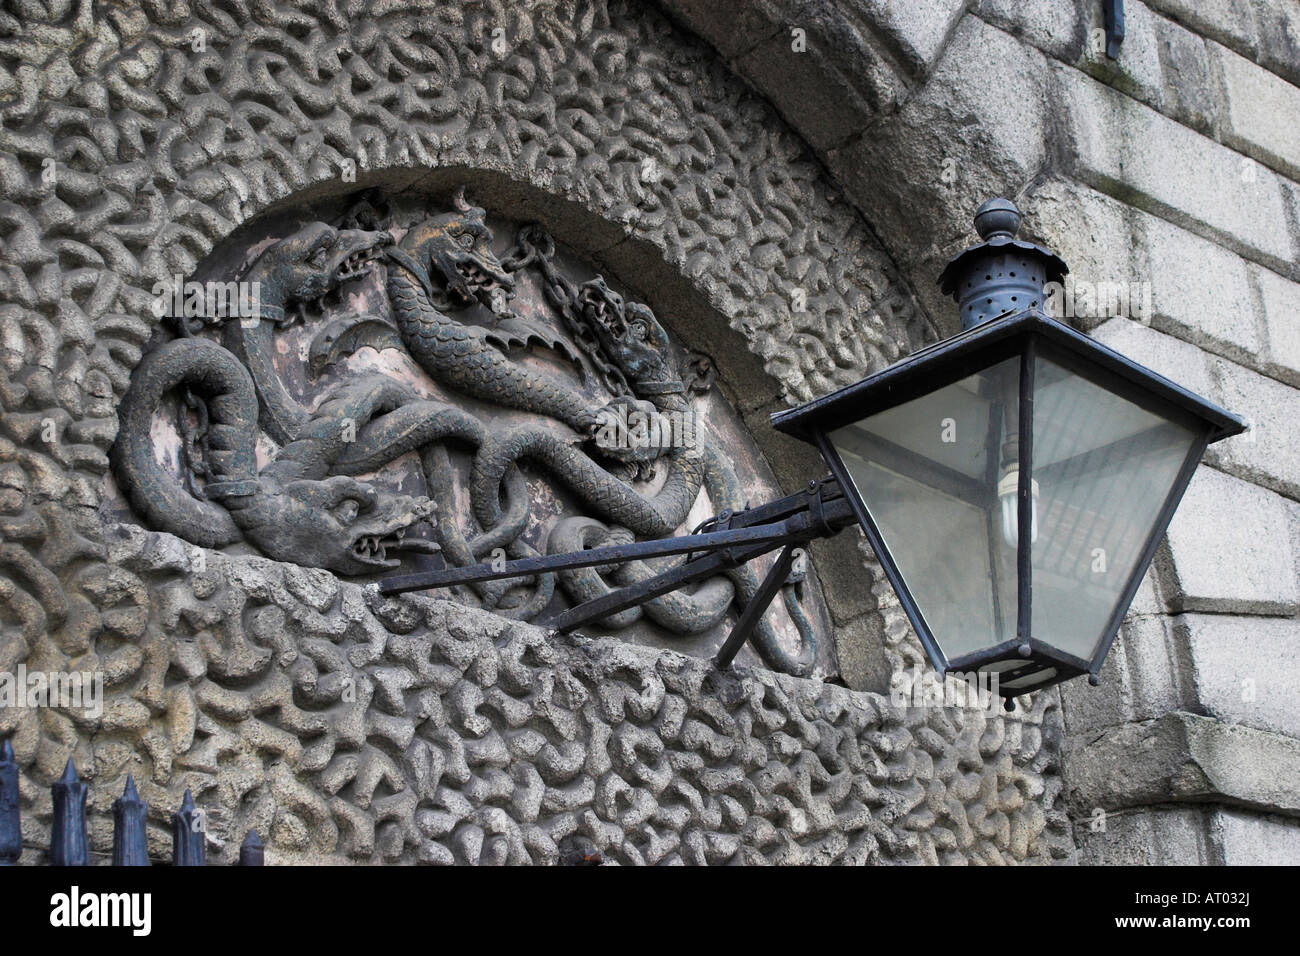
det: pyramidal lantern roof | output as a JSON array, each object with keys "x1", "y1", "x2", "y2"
[{"x1": 772, "y1": 198, "x2": 1245, "y2": 706}]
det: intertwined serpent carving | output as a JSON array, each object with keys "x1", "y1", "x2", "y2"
[
  {"x1": 0, "y1": 0, "x2": 1071, "y2": 865},
  {"x1": 109, "y1": 189, "x2": 821, "y2": 674}
]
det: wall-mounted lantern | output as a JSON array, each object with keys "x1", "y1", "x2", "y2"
[
  {"x1": 773, "y1": 199, "x2": 1243, "y2": 700},
  {"x1": 383, "y1": 199, "x2": 1244, "y2": 706}
]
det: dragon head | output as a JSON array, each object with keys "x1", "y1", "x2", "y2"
[
  {"x1": 245, "y1": 223, "x2": 393, "y2": 320},
  {"x1": 231, "y1": 474, "x2": 437, "y2": 575},
  {"x1": 578, "y1": 277, "x2": 675, "y2": 388},
  {"x1": 399, "y1": 190, "x2": 516, "y2": 316}
]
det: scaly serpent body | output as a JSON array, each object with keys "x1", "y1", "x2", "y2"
[
  {"x1": 110, "y1": 338, "x2": 435, "y2": 574},
  {"x1": 386, "y1": 248, "x2": 598, "y2": 433}
]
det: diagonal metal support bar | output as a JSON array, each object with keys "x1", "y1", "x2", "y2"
[
  {"x1": 380, "y1": 521, "x2": 807, "y2": 595},
  {"x1": 713, "y1": 544, "x2": 799, "y2": 669},
  {"x1": 543, "y1": 537, "x2": 784, "y2": 634}
]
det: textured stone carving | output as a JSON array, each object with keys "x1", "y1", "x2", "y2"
[
  {"x1": 111, "y1": 223, "x2": 440, "y2": 574},
  {"x1": 108, "y1": 189, "x2": 826, "y2": 673},
  {"x1": 0, "y1": 0, "x2": 1074, "y2": 864},
  {"x1": 85, "y1": 526, "x2": 1068, "y2": 865}
]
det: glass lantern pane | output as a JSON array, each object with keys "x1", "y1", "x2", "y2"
[
  {"x1": 828, "y1": 357, "x2": 1021, "y2": 662},
  {"x1": 1030, "y1": 356, "x2": 1198, "y2": 662}
]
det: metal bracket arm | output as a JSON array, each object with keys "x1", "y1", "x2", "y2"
[
  {"x1": 379, "y1": 478, "x2": 851, "y2": 596},
  {"x1": 377, "y1": 477, "x2": 854, "y2": 668}
]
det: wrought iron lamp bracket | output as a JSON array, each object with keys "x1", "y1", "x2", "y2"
[{"x1": 379, "y1": 477, "x2": 856, "y2": 669}]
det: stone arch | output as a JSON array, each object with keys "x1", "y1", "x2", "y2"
[
  {"x1": 0, "y1": 0, "x2": 1074, "y2": 865},
  {"x1": 4, "y1": 0, "x2": 942, "y2": 674}
]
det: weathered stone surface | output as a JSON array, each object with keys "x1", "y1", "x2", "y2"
[
  {"x1": 661, "y1": 0, "x2": 967, "y2": 83},
  {"x1": 1036, "y1": 184, "x2": 1260, "y2": 357},
  {"x1": 1152, "y1": 10, "x2": 1222, "y2": 135},
  {"x1": 972, "y1": 0, "x2": 1087, "y2": 61},
  {"x1": 1178, "y1": 614, "x2": 1300, "y2": 738},
  {"x1": 1288, "y1": 499, "x2": 1300, "y2": 604},
  {"x1": 1128, "y1": 564, "x2": 1167, "y2": 618},
  {"x1": 1064, "y1": 711, "x2": 1300, "y2": 815},
  {"x1": 1090, "y1": 318, "x2": 1216, "y2": 398},
  {"x1": 7, "y1": 525, "x2": 1073, "y2": 865},
  {"x1": 1254, "y1": 264, "x2": 1300, "y2": 387},
  {"x1": 980, "y1": 0, "x2": 1222, "y2": 142},
  {"x1": 831, "y1": 612, "x2": 892, "y2": 695},
  {"x1": 1023, "y1": 179, "x2": 1137, "y2": 330},
  {"x1": 1087, "y1": 319, "x2": 1300, "y2": 499},
  {"x1": 1079, "y1": 0, "x2": 1168, "y2": 113},
  {"x1": 1160, "y1": 467, "x2": 1300, "y2": 615},
  {"x1": 845, "y1": 0, "x2": 969, "y2": 76},
  {"x1": 1072, "y1": 2, "x2": 1218, "y2": 136},
  {"x1": 1075, "y1": 806, "x2": 1214, "y2": 865},
  {"x1": 1137, "y1": 215, "x2": 1260, "y2": 359},
  {"x1": 652, "y1": 0, "x2": 796, "y2": 60},
  {"x1": 1066, "y1": 613, "x2": 1187, "y2": 737},
  {"x1": 807, "y1": 527, "x2": 877, "y2": 625},
  {"x1": 1251, "y1": 0, "x2": 1300, "y2": 87},
  {"x1": 1144, "y1": 0, "x2": 1260, "y2": 59},
  {"x1": 1058, "y1": 618, "x2": 1144, "y2": 736},
  {"x1": 1212, "y1": 41, "x2": 1300, "y2": 180},
  {"x1": 0, "y1": 0, "x2": 1295, "y2": 868},
  {"x1": 0, "y1": 0, "x2": 1097, "y2": 867},
  {"x1": 1207, "y1": 354, "x2": 1300, "y2": 500},
  {"x1": 1080, "y1": 804, "x2": 1300, "y2": 864},
  {"x1": 831, "y1": 16, "x2": 1055, "y2": 333},
  {"x1": 1211, "y1": 808, "x2": 1300, "y2": 864},
  {"x1": 733, "y1": 10, "x2": 903, "y2": 152},
  {"x1": 1058, "y1": 66, "x2": 1297, "y2": 271},
  {"x1": 1059, "y1": 562, "x2": 1216, "y2": 738}
]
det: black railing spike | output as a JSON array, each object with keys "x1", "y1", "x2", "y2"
[
  {"x1": 50, "y1": 757, "x2": 88, "y2": 866},
  {"x1": 238, "y1": 829, "x2": 264, "y2": 866},
  {"x1": 112, "y1": 775, "x2": 149, "y2": 866},
  {"x1": 0, "y1": 738, "x2": 19, "y2": 866},
  {"x1": 171, "y1": 788, "x2": 205, "y2": 866}
]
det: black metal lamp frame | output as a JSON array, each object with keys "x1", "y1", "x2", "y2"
[{"x1": 772, "y1": 308, "x2": 1245, "y2": 698}]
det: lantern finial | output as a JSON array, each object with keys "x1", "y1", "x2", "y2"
[
  {"x1": 938, "y1": 197, "x2": 1068, "y2": 331},
  {"x1": 973, "y1": 197, "x2": 1022, "y2": 240}
]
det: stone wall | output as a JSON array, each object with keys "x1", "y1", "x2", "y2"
[
  {"x1": 654, "y1": 0, "x2": 1300, "y2": 862},
  {"x1": 0, "y1": 0, "x2": 1075, "y2": 865},
  {"x1": 2, "y1": 0, "x2": 1293, "y2": 865}
]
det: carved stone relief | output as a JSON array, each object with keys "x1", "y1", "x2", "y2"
[
  {"x1": 105, "y1": 189, "x2": 833, "y2": 676},
  {"x1": 0, "y1": 0, "x2": 1073, "y2": 867}
]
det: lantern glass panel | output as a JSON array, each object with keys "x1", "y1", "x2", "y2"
[
  {"x1": 1030, "y1": 355, "x2": 1199, "y2": 661},
  {"x1": 828, "y1": 357, "x2": 1021, "y2": 662}
]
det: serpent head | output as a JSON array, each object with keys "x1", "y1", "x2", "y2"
[
  {"x1": 578, "y1": 277, "x2": 674, "y2": 388},
  {"x1": 245, "y1": 223, "x2": 393, "y2": 319},
  {"x1": 234, "y1": 475, "x2": 436, "y2": 575},
  {"x1": 399, "y1": 192, "x2": 516, "y2": 316}
]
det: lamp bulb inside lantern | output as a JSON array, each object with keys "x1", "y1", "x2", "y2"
[{"x1": 997, "y1": 467, "x2": 1038, "y2": 548}]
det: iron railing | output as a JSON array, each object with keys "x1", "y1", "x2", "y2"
[{"x1": 0, "y1": 737, "x2": 263, "y2": 866}]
